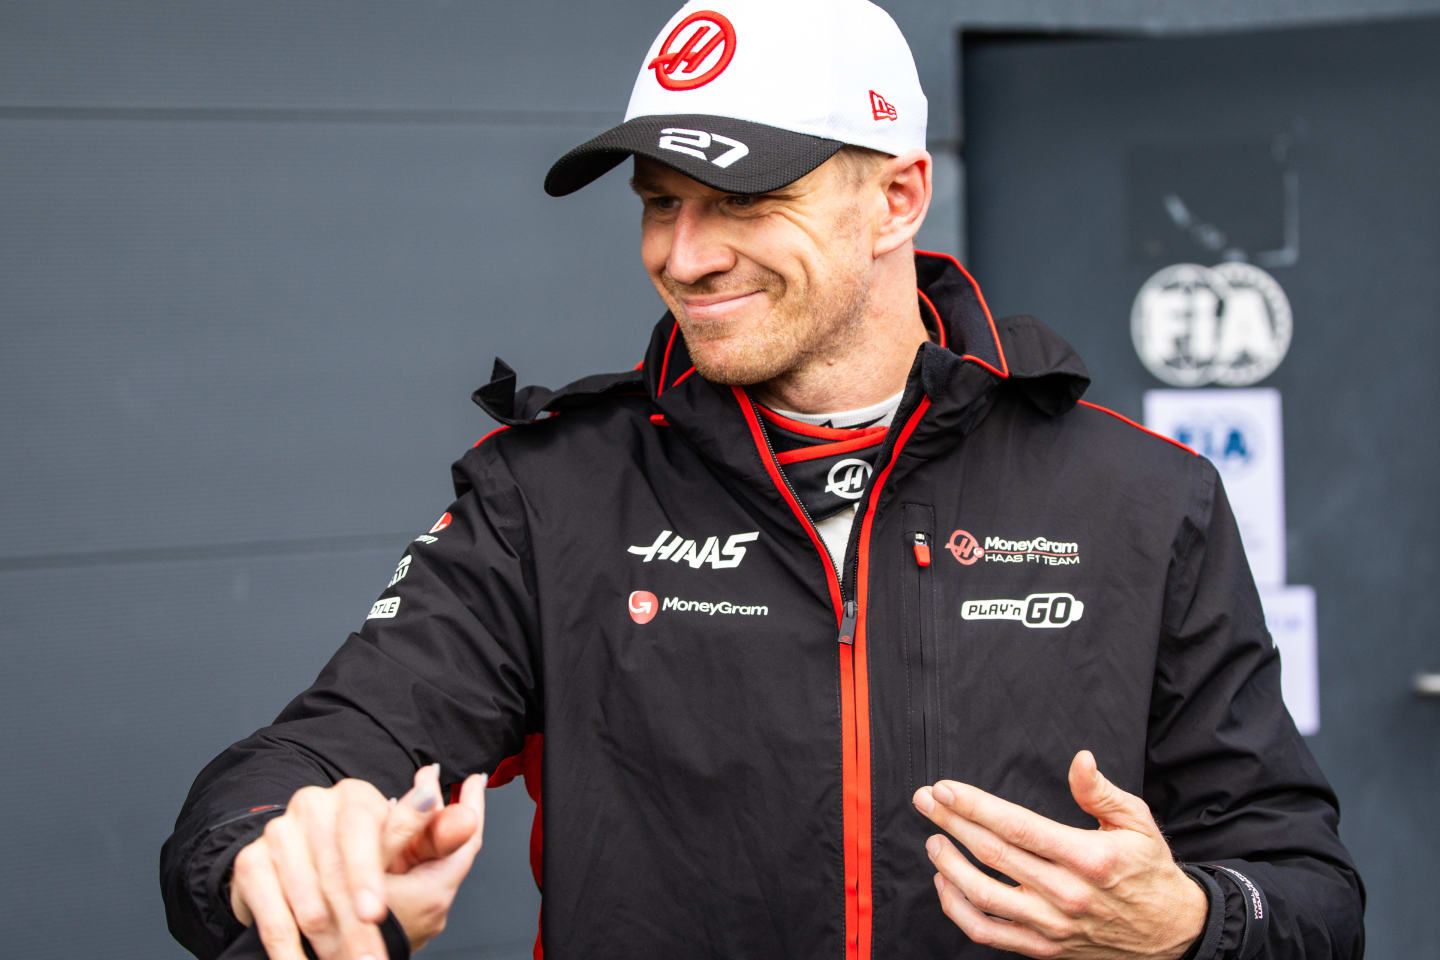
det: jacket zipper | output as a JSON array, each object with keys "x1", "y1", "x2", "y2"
[
  {"x1": 736, "y1": 387, "x2": 932, "y2": 960},
  {"x1": 906, "y1": 527, "x2": 938, "y2": 787}
]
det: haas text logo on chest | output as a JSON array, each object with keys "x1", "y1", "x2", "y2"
[{"x1": 628, "y1": 529, "x2": 760, "y2": 569}]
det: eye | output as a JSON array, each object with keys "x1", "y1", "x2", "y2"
[
  {"x1": 641, "y1": 195, "x2": 680, "y2": 213},
  {"x1": 725, "y1": 194, "x2": 759, "y2": 209}
]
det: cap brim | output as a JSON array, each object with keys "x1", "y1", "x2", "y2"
[{"x1": 544, "y1": 114, "x2": 843, "y2": 197}]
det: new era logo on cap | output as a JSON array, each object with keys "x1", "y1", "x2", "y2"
[
  {"x1": 869, "y1": 90, "x2": 897, "y2": 122},
  {"x1": 544, "y1": 0, "x2": 927, "y2": 197}
]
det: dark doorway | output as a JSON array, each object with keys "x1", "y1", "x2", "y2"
[{"x1": 963, "y1": 19, "x2": 1440, "y2": 955}]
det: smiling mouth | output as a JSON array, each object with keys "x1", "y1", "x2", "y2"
[{"x1": 679, "y1": 290, "x2": 766, "y2": 323}]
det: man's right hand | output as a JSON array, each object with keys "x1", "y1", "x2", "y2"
[{"x1": 227, "y1": 764, "x2": 483, "y2": 960}]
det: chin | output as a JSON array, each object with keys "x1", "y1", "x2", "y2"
[{"x1": 685, "y1": 344, "x2": 787, "y2": 387}]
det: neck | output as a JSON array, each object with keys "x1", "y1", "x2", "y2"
[{"x1": 751, "y1": 250, "x2": 927, "y2": 414}]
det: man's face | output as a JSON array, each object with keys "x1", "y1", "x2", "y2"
[{"x1": 631, "y1": 155, "x2": 876, "y2": 386}]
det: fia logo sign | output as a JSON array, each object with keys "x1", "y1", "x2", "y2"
[{"x1": 1132, "y1": 263, "x2": 1292, "y2": 387}]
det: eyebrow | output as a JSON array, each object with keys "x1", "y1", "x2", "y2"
[{"x1": 628, "y1": 173, "x2": 666, "y2": 196}]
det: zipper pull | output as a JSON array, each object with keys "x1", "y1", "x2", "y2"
[
  {"x1": 913, "y1": 532, "x2": 932, "y2": 567},
  {"x1": 838, "y1": 599, "x2": 858, "y2": 645}
]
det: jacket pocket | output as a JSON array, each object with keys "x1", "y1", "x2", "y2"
[{"x1": 901, "y1": 503, "x2": 939, "y2": 788}]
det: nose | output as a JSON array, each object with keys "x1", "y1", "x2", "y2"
[{"x1": 664, "y1": 203, "x2": 736, "y2": 286}]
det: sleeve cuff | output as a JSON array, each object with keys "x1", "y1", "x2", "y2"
[
  {"x1": 1177, "y1": 864, "x2": 1226, "y2": 960},
  {"x1": 217, "y1": 911, "x2": 411, "y2": 960}
]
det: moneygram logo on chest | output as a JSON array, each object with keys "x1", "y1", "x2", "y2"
[{"x1": 947, "y1": 529, "x2": 1081, "y2": 567}]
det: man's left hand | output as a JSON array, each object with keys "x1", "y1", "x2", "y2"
[{"x1": 913, "y1": 750, "x2": 1206, "y2": 960}]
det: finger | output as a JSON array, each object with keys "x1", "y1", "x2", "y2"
[
  {"x1": 231, "y1": 843, "x2": 307, "y2": 960},
  {"x1": 1067, "y1": 750, "x2": 1158, "y2": 834},
  {"x1": 926, "y1": 834, "x2": 1073, "y2": 939},
  {"x1": 933, "y1": 873, "x2": 1061, "y2": 959},
  {"x1": 334, "y1": 779, "x2": 390, "y2": 923},
  {"x1": 920, "y1": 780, "x2": 1089, "y2": 865},
  {"x1": 294, "y1": 790, "x2": 388, "y2": 960},
  {"x1": 380, "y1": 763, "x2": 444, "y2": 868},
  {"x1": 392, "y1": 773, "x2": 486, "y2": 874},
  {"x1": 915, "y1": 786, "x2": 1083, "y2": 905},
  {"x1": 264, "y1": 815, "x2": 350, "y2": 959}
]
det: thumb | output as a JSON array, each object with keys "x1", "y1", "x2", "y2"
[
  {"x1": 388, "y1": 772, "x2": 487, "y2": 875},
  {"x1": 421, "y1": 773, "x2": 487, "y2": 863},
  {"x1": 380, "y1": 763, "x2": 445, "y2": 868},
  {"x1": 1068, "y1": 750, "x2": 1157, "y2": 834}
]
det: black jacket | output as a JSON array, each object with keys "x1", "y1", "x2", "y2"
[{"x1": 162, "y1": 251, "x2": 1363, "y2": 960}]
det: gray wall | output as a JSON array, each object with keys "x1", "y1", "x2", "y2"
[{"x1": 3, "y1": 2, "x2": 1437, "y2": 957}]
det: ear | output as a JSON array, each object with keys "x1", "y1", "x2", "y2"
[{"x1": 872, "y1": 149, "x2": 932, "y2": 258}]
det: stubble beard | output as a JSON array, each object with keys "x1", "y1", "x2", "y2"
[{"x1": 666, "y1": 259, "x2": 873, "y2": 387}]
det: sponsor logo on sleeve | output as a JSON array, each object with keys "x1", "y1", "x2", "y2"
[
  {"x1": 961, "y1": 592, "x2": 1084, "y2": 628},
  {"x1": 387, "y1": 555, "x2": 411, "y2": 589},
  {"x1": 1211, "y1": 865, "x2": 1265, "y2": 920},
  {"x1": 628, "y1": 529, "x2": 759, "y2": 569},
  {"x1": 367, "y1": 596, "x2": 401, "y2": 620},
  {"x1": 413, "y1": 511, "x2": 451, "y2": 545}
]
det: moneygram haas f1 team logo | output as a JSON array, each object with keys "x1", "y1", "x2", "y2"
[{"x1": 649, "y1": 11, "x2": 737, "y2": 91}]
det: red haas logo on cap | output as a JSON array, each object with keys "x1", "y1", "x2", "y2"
[
  {"x1": 869, "y1": 90, "x2": 897, "y2": 121},
  {"x1": 649, "y1": 10, "x2": 737, "y2": 90}
]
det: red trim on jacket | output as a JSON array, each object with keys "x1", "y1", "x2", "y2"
[
  {"x1": 1077, "y1": 400, "x2": 1199, "y2": 456},
  {"x1": 917, "y1": 287, "x2": 948, "y2": 349},
  {"x1": 916, "y1": 249, "x2": 1009, "y2": 377},
  {"x1": 774, "y1": 432, "x2": 886, "y2": 465},
  {"x1": 473, "y1": 424, "x2": 511, "y2": 448},
  {"x1": 671, "y1": 365, "x2": 697, "y2": 388},
  {"x1": 732, "y1": 389, "x2": 844, "y2": 619},
  {"x1": 757, "y1": 405, "x2": 889, "y2": 442},
  {"x1": 656, "y1": 321, "x2": 680, "y2": 397}
]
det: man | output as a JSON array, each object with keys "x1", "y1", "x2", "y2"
[{"x1": 161, "y1": 1, "x2": 1364, "y2": 958}]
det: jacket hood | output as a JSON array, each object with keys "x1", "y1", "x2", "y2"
[{"x1": 472, "y1": 250, "x2": 1089, "y2": 430}]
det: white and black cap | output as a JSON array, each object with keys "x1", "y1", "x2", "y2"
[{"x1": 544, "y1": 0, "x2": 928, "y2": 197}]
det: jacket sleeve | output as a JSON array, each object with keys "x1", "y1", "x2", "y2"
[
  {"x1": 160, "y1": 440, "x2": 542, "y2": 959},
  {"x1": 1145, "y1": 462, "x2": 1364, "y2": 960}
]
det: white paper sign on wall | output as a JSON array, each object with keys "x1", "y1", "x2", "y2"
[
  {"x1": 1260, "y1": 584, "x2": 1320, "y2": 735},
  {"x1": 1144, "y1": 388, "x2": 1287, "y2": 586}
]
